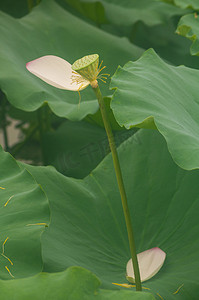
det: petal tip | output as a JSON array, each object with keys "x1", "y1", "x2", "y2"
[
  {"x1": 26, "y1": 61, "x2": 31, "y2": 70},
  {"x1": 153, "y1": 247, "x2": 166, "y2": 257},
  {"x1": 126, "y1": 247, "x2": 166, "y2": 283}
]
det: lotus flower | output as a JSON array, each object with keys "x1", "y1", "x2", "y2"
[
  {"x1": 126, "y1": 247, "x2": 166, "y2": 283},
  {"x1": 26, "y1": 54, "x2": 108, "y2": 91}
]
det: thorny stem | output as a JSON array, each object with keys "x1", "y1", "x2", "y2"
[{"x1": 92, "y1": 83, "x2": 142, "y2": 291}]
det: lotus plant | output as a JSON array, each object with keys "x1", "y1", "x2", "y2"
[
  {"x1": 26, "y1": 54, "x2": 166, "y2": 291},
  {"x1": 26, "y1": 54, "x2": 107, "y2": 92}
]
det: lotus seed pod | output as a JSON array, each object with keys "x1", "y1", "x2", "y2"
[{"x1": 72, "y1": 54, "x2": 99, "y2": 87}]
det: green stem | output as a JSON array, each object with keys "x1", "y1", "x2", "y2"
[
  {"x1": 44, "y1": 104, "x2": 51, "y2": 131},
  {"x1": 27, "y1": 0, "x2": 34, "y2": 11},
  {"x1": 37, "y1": 108, "x2": 46, "y2": 165},
  {"x1": 92, "y1": 84, "x2": 142, "y2": 291},
  {"x1": 11, "y1": 124, "x2": 39, "y2": 157},
  {"x1": 1, "y1": 95, "x2": 9, "y2": 151}
]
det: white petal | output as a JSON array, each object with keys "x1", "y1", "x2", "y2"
[
  {"x1": 26, "y1": 55, "x2": 90, "y2": 91},
  {"x1": 126, "y1": 247, "x2": 166, "y2": 283}
]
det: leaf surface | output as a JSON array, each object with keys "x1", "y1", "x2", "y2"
[
  {"x1": 64, "y1": 0, "x2": 185, "y2": 26},
  {"x1": 23, "y1": 129, "x2": 199, "y2": 299},
  {"x1": 0, "y1": 0, "x2": 29, "y2": 18},
  {"x1": 177, "y1": 13, "x2": 199, "y2": 56},
  {"x1": 158, "y1": 0, "x2": 199, "y2": 9},
  {"x1": 0, "y1": 266, "x2": 155, "y2": 300},
  {"x1": 0, "y1": 0, "x2": 142, "y2": 121},
  {"x1": 0, "y1": 146, "x2": 49, "y2": 279},
  {"x1": 110, "y1": 49, "x2": 199, "y2": 170},
  {"x1": 43, "y1": 119, "x2": 135, "y2": 178}
]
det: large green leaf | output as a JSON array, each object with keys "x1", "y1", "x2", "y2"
[
  {"x1": 63, "y1": 0, "x2": 185, "y2": 26},
  {"x1": 0, "y1": 0, "x2": 29, "y2": 18},
  {"x1": 0, "y1": 146, "x2": 49, "y2": 279},
  {"x1": 22, "y1": 129, "x2": 199, "y2": 299},
  {"x1": 43, "y1": 120, "x2": 109, "y2": 178},
  {"x1": 0, "y1": 266, "x2": 155, "y2": 300},
  {"x1": 85, "y1": 97, "x2": 124, "y2": 131},
  {"x1": 128, "y1": 19, "x2": 199, "y2": 69},
  {"x1": 0, "y1": 0, "x2": 142, "y2": 121},
  {"x1": 110, "y1": 49, "x2": 199, "y2": 170},
  {"x1": 177, "y1": 13, "x2": 199, "y2": 56},
  {"x1": 57, "y1": 0, "x2": 108, "y2": 25},
  {"x1": 43, "y1": 119, "x2": 135, "y2": 178},
  {"x1": 158, "y1": 0, "x2": 199, "y2": 10}
]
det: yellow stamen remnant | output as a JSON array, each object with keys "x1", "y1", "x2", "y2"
[
  {"x1": 0, "y1": 238, "x2": 14, "y2": 277},
  {"x1": 2, "y1": 237, "x2": 9, "y2": 254},
  {"x1": 5, "y1": 266, "x2": 14, "y2": 278},
  {"x1": 0, "y1": 187, "x2": 5, "y2": 190},
  {"x1": 98, "y1": 74, "x2": 110, "y2": 84},
  {"x1": 1, "y1": 254, "x2": 13, "y2": 265},
  {"x1": 173, "y1": 284, "x2": 184, "y2": 295},
  {"x1": 141, "y1": 286, "x2": 150, "y2": 291},
  {"x1": 26, "y1": 223, "x2": 48, "y2": 227},
  {"x1": 71, "y1": 71, "x2": 87, "y2": 87},
  {"x1": 112, "y1": 283, "x2": 150, "y2": 290},
  {"x1": 1, "y1": 237, "x2": 13, "y2": 265},
  {"x1": 77, "y1": 83, "x2": 87, "y2": 107},
  {"x1": 112, "y1": 283, "x2": 135, "y2": 288},
  {"x1": 157, "y1": 293, "x2": 164, "y2": 300},
  {"x1": 4, "y1": 195, "x2": 14, "y2": 207}
]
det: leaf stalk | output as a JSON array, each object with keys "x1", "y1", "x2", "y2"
[
  {"x1": 1, "y1": 94, "x2": 9, "y2": 152},
  {"x1": 92, "y1": 84, "x2": 142, "y2": 291}
]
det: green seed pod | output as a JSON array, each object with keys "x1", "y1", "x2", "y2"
[{"x1": 72, "y1": 54, "x2": 99, "y2": 83}]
